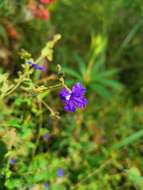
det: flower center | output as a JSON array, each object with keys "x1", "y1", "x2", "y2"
[{"x1": 65, "y1": 94, "x2": 71, "y2": 101}]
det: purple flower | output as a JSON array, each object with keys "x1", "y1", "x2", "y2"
[
  {"x1": 57, "y1": 168, "x2": 64, "y2": 177},
  {"x1": 44, "y1": 183, "x2": 49, "y2": 189},
  {"x1": 60, "y1": 82, "x2": 88, "y2": 112},
  {"x1": 9, "y1": 159, "x2": 16, "y2": 165},
  {"x1": 27, "y1": 60, "x2": 46, "y2": 71},
  {"x1": 43, "y1": 133, "x2": 49, "y2": 140}
]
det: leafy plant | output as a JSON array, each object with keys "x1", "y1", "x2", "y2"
[{"x1": 64, "y1": 34, "x2": 122, "y2": 98}]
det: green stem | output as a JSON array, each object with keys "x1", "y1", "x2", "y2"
[
  {"x1": 84, "y1": 50, "x2": 96, "y2": 83},
  {"x1": 71, "y1": 159, "x2": 112, "y2": 190},
  {"x1": 32, "y1": 100, "x2": 43, "y2": 157},
  {"x1": 4, "y1": 75, "x2": 25, "y2": 97},
  {"x1": 41, "y1": 100, "x2": 60, "y2": 119}
]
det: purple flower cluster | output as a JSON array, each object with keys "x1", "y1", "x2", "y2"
[
  {"x1": 27, "y1": 60, "x2": 46, "y2": 71},
  {"x1": 60, "y1": 82, "x2": 88, "y2": 112}
]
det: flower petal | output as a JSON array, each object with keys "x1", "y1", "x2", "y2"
[
  {"x1": 64, "y1": 101, "x2": 76, "y2": 112},
  {"x1": 32, "y1": 63, "x2": 46, "y2": 71},
  {"x1": 72, "y1": 96, "x2": 88, "y2": 108},
  {"x1": 60, "y1": 88, "x2": 71, "y2": 101},
  {"x1": 72, "y1": 82, "x2": 86, "y2": 96}
]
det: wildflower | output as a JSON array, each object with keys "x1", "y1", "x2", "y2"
[
  {"x1": 60, "y1": 82, "x2": 88, "y2": 112},
  {"x1": 44, "y1": 183, "x2": 49, "y2": 189},
  {"x1": 9, "y1": 159, "x2": 16, "y2": 165},
  {"x1": 43, "y1": 133, "x2": 49, "y2": 140},
  {"x1": 57, "y1": 168, "x2": 64, "y2": 177},
  {"x1": 27, "y1": 60, "x2": 46, "y2": 71},
  {"x1": 40, "y1": 0, "x2": 54, "y2": 4}
]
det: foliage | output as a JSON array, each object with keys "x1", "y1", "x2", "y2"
[{"x1": 0, "y1": 0, "x2": 143, "y2": 190}]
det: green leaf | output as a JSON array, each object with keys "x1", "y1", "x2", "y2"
[
  {"x1": 64, "y1": 67, "x2": 82, "y2": 80},
  {"x1": 98, "y1": 69, "x2": 119, "y2": 78},
  {"x1": 91, "y1": 57, "x2": 105, "y2": 74},
  {"x1": 127, "y1": 167, "x2": 143, "y2": 189},
  {"x1": 111, "y1": 129, "x2": 143, "y2": 150},
  {"x1": 91, "y1": 69, "x2": 119, "y2": 81},
  {"x1": 90, "y1": 83, "x2": 111, "y2": 98},
  {"x1": 98, "y1": 79, "x2": 122, "y2": 90},
  {"x1": 7, "y1": 119, "x2": 21, "y2": 128},
  {"x1": 51, "y1": 184, "x2": 66, "y2": 190},
  {"x1": 0, "y1": 24, "x2": 8, "y2": 44},
  {"x1": 5, "y1": 178, "x2": 22, "y2": 189},
  {"x1": 65, "y1": 79, "x2": 75, "y2": 86},
  {"x1": 74, "y1": 53, "x2": 86, "y2": 76}
]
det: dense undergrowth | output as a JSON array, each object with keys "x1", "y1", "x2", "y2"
[{"x1": 0, "y1": 0, "x2": 143, "y2": 190}]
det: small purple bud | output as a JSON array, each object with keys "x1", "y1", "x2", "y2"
[
  {"x1": 57, "y1": 168, "x2": 64, "y2": 177},
  {"x1": 27, "y1": 61, "x2": 33, "y2": 65},
  {"x1": 26, "y1": 60, "x2": 46, "y2": 71},
  {"x1": 43, "y1": 133, "x2": 49, "y2": 140},
  {"x1": 32, "y1": 63, "x2": 46, "y2": 71},
  {"x1": 44, "y1": 183, "x2": 49, "y2": 189},
  {"x1": 9, "y1": 159, "x2": 16, "y2": 165}
]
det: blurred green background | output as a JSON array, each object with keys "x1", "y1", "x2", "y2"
[{"x1": 0, "y1": 0, "x2": 143, "y2": 189}]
